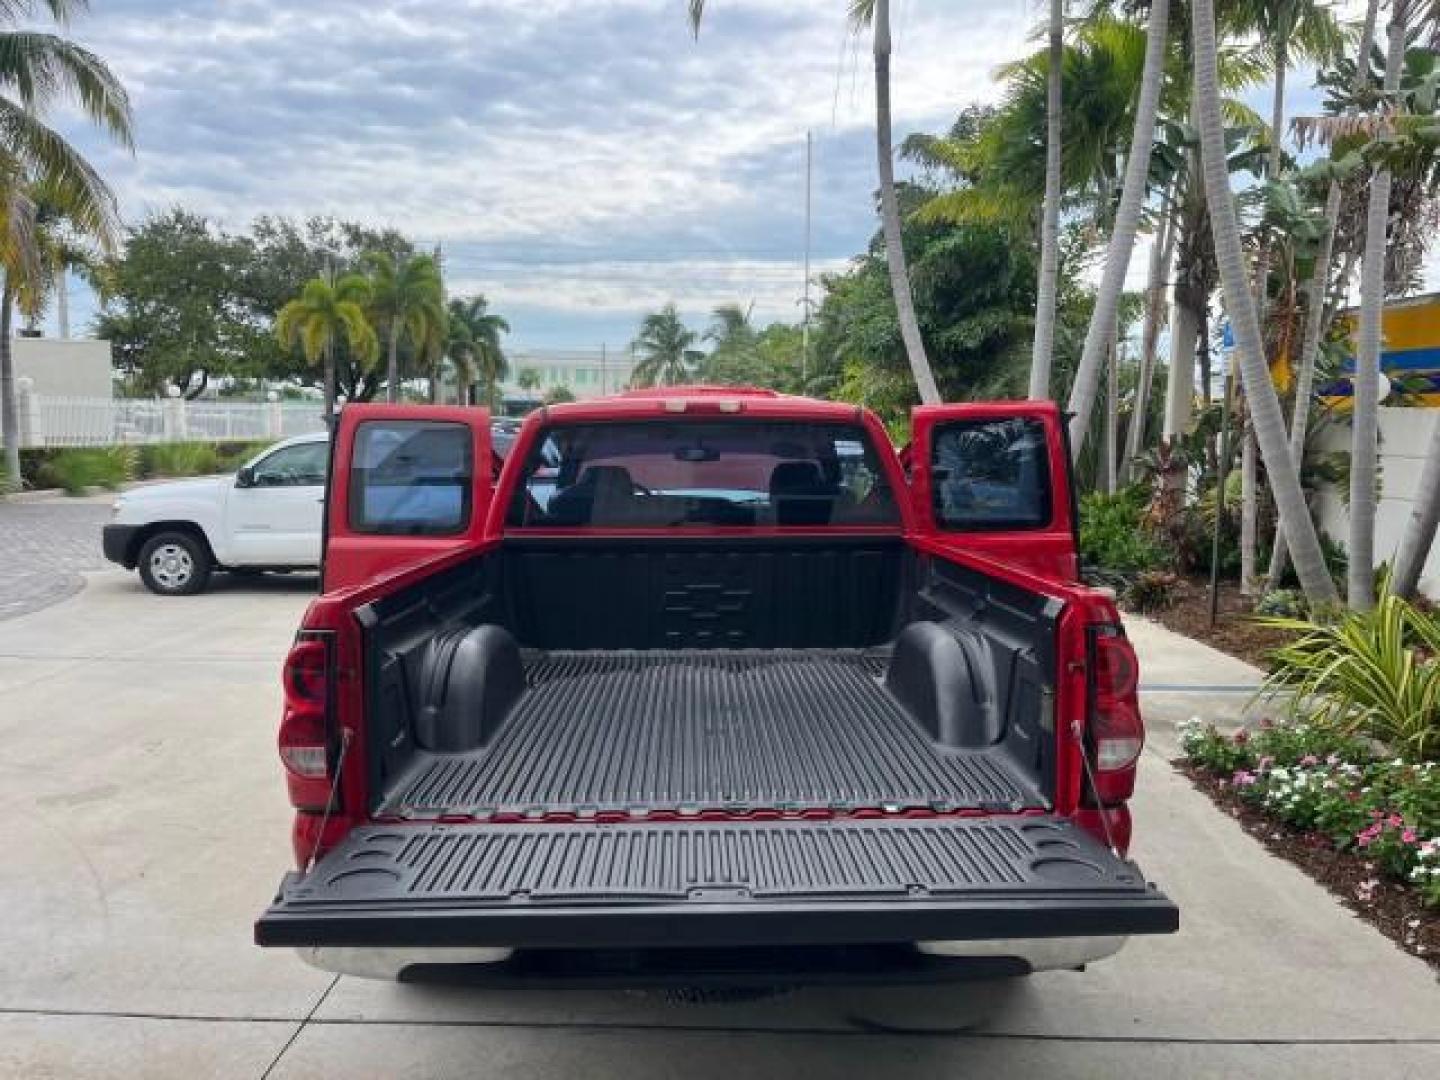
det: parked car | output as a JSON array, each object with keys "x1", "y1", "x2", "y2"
[
  {"x1": 103, "y1": 433, "x2": 329, "y2": 595},
  {"x1": 254, "y1": 392, "x2": 1177, "y2": 987}
]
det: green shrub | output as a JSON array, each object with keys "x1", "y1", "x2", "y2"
[
  {"x1": 1178, "y1": 719, "x2": 1257, "y2": 775},
  {"x1": 214, "y1": 440, "x2": 272, "y2": 472},
  {"x1": 1125, "y1": 570, "x2": 1179, "y2": 614},
  {"x1": 1255, "y1": 590, "x2": 1307, "y2": 619},
  {"x1": 38, "y1": 447, "x2": 135, "y2": 495},
  {"x1": 139, "y1": 442, "x2": 220, "y2": 478},
  {"x1": 1258, "y1": 588, "x2": 1440, "y2": 762},
  {"x1": 1079, "y1": 485, "x2": 1173, "y2": 576}
]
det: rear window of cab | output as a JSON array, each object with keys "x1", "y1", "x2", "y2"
[{"x1": 506, "y1": 420, "x2": 900, "y2": 528}]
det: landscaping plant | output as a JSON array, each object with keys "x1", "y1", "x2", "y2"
[
  {"x1": 39, "y1": 447, "x2": 136, "y2": 495},
  {"x1": 1180, "y1": 716, "x2": 1440, "y2": 908},
  {"x1": 1258, "y1": 586, "x2": 1440, "y2": 761}
]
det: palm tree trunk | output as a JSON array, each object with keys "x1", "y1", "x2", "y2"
[
  {"x1": 1191, "y1": 0, "x2": 1338, "y2": 607},
  {"x1": 1349, "y1": 0, "x2": 1408, "y2": 610},
  {"x1": 1030, "y1": 0, "x2": 1065, "y2": 400},
  {"x1": 1273, "y1": 0, "x2": 1382, "y2": 591},
  {"x1": 1067, "y1": 0, "x2": 1170, "y2": 458},
  {"x1": 1239, "y1": 37, "x2": 1289, "y2": 597},
  {"x1": 1266, "y1": 180, "x2": 1344, "y2": 591},
  {"x1": 1104, "y1": 330, "x2": 1119, "y2": 494},
  {"x1": 1240, "y1": 423, "x2": 1258, "y2": 593},
  {"x1": 873, "y1": 0, "x2": 940, "y2": 405},
  {"x1": 386, "y1": 324, "x2": 401, "y2": 403},
  {"x1": 1124, "y1": 200, "x2": 1176, "y2": 482},
  {"x1": 0, "y1": 281, "x2": 19, "y2": 492},
  {"x1": 323, "y1": 339, "x2": 336, "y2": 427}
]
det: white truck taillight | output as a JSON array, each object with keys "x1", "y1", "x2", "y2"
[
  {"x1": 279, "y1": 636, "x2": 334, "y2": 808},
  {"x1": 1088, "y1": 626, "x2": 1143, "y2": 803}
]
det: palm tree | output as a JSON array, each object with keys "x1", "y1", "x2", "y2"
[
  {"x1": 445, "y1": 295, "x2": 509, "y2": 408},
  {"x1": 1348, "y1": 0, "x2": 1411, "y2": 610},
  {"x1": 0, "y1": 1, "x2": 131, "y2": 490},
  {"x1": 1191, "y1": 0, "x2": 1338, "y2": 606},
  {"x1": 687, "y1": 0, "x2": 940, "y2": 403},
  {"x1": 1031, "y1": 0, "x2": 1065, "y2": 400},
  {"x1": 1266, "y1": 0, "x2": 1380, "y2": 591},
  {"x1": 362, "y1": 251, "x2": 445, "y2": 403},
  {"x1": 1065, "y1": 0, "x2": 1171, "y2": 460},
  {"x1": 275, "y1": 275, "x2": 378, "y2": 423},
  {"x1": 629, "y1": 303, "x2": 699, "y2": 388}
]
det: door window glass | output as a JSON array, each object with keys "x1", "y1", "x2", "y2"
[
  {"x1": 349, "y1": 421, "x2": 473, "y2": 535},
  {"x1": 931, "y1": 418, "x2": 1051, "y2": 530},
  {"x1": 250, "y1": 441, "x2": 328, "y2": 487}
]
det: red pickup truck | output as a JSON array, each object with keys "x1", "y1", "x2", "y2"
[{"x1": 255, "y1": 389, "x2": 1177, "y2": 986}]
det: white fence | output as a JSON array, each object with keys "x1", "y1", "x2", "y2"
[
  {"x1": 5, "y1": 391, "x2": 327, "y2": 448},
  {"x1": 1315, "y1": 407, "x2": 1440, "y2": 600}
]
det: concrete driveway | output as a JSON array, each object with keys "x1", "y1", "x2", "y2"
[{"x1": 1, "y1": 569, "x2": 1437, "y2": 1078}]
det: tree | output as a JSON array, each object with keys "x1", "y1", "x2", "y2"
[
  {"x1": 687, "y1": 0, "x2": 940, "y2": 403},
  {"x1": 275, "y1": 275, "x2": 378, "y2": 423},
  {"x1": 700, "y1": 303, "x2": 761, "y2": 384},
  {"x1": 1031, "y1": 0, "x2": 1065, "y2": 400},
  {"x1": 446, "y1": 295, "x2": 509, "y2": 408},
  {"x1": 630, "y1": 303, "x2": 700, "y2": 388},
  {"x1": 1348, "y1": 0, "x2": 1411, "y2": 610},
  {"x1": 93, "y1": 211, "x2": 268, "y2": 397},
  {"x1": 0, "y1": 0, "x2": 132, "y2": 489},
  {"x1": 362, "y1": 251, "x2": 446, "y2": 403},
  {"x1": 543, "y1": 385, "x2": 575, "y2": 405},
  {"x1": 1065, "y1": 0, "x2": 1170, "y2": 460},
  {"x1": 517, "y1": 367, "x2": 541, "y2": 394},
  {"x1": 1191, "y1": 0, "x2": 1338, "y2": 606}
]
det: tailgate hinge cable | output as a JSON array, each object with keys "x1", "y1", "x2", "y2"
[
  {"x1": 305, "y1": 728, "x2": 353, "y2": 874},
  {"x1": 1071, "y1": 719, "x2": 1120, "y2": 858}
]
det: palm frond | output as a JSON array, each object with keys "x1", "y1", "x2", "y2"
[{"x1": 0, "y1": 32, "x2": 134, "y2": 148}]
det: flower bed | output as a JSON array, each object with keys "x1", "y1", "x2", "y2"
[{"x1": 1178, "y1": 717, "x2": 1439, "y2": 966}]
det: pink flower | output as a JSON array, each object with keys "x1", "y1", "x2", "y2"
[
  {"x1": 1233, "y1": 731, "x2": 1250, "y2": 745},
  {"x1": 1300, "y1": 754, "x2": 1319, "y2": 767},
  {"x1": 1232, "y1": 770, "x2": 1258, "y2": 788},
  {"x1": 1258, "y1": 755, "x2": 1275, "y2": 770},
  {"x1": 1402, "y1": 829, "x2": 1418, "y2": 844},
  {"x1": 1388, "y1": 814, "x2": 1403, "y2": 828}
]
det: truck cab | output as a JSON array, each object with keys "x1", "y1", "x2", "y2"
[{"x1": 255, "y1": 390, "x2": 1176, "y2": 986}]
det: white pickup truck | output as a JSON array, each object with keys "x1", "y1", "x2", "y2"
[{"x1": 102, "y1": 433, "x2": 329, "y2": 595}]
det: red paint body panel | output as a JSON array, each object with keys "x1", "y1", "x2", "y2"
[
  {"x1": 909, "y1": 400, "x2": 1079, "y2": 581},
  {"x1": 323, "y1": 404, "x2": 493, "y2": 592}
]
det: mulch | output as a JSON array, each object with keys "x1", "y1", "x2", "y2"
[
  {"x1": 1138, "y1": 578, "x2": 1289, "y2": 670},
  {"x1": 1176, "y1": 761, "x2": 1438, "y2": 971}
]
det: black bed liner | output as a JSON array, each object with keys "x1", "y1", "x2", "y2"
[
  {"x1": 378, "y1": 650, "x2": 1046, "y2": 819},
  {"x1": 256, "y1": 816, "x2": 1176, "y2": 949}
]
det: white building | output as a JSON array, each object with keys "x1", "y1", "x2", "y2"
[{"x1": 501, "y1": 348, "x2": 637, "y2": 401}]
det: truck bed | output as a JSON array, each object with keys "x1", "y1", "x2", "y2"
[{"x1": 377, "y1": 650, "x2": 1047, "y2": 819}]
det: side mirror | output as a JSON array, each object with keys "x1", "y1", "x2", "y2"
[{"x1": 236, "y1": 465, "x2": 257, "y2": 488}]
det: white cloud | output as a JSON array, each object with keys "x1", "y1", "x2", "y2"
[{"x1": 48, "y1": 0, "x2": 1034, "y2": 342}]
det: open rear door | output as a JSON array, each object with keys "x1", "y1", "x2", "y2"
[
  {"x1": 323, "y1": 404, "x2": 492, "y2": 592},
  {"x1": 909, "y1": 401, "x2": 1078, "y2": 581}
]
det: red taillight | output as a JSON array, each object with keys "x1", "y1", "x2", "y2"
[
  {"x1": 279, "y1": 636, "x2": 333, "y2": 810},
  {"x1": 284, "y1": 639, "x2": 328, "y2": 710},
  {"x1": 1088, "y1": 628, "x2": 1144, "y2": 803}
]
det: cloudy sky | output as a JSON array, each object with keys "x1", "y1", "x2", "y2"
[
  {"x1": 42, "y1": 0, "x2": 1434, "y2": 350},
  {"x1": 39, "y1": 0, "x2": 1035, "y2": 348}
]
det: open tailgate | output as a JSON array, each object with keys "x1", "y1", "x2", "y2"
[{"x1": 256, "y1": 817, "x2": 1176, "y2": 949}]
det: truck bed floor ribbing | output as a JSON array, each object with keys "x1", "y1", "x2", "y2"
[{"x1": 379, "y1": 650, "x2": 1044, "y2": 818}]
